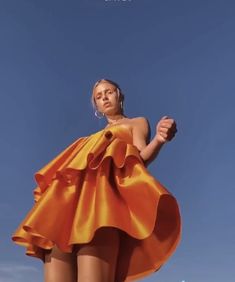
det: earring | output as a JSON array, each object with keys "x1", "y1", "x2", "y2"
[
  {"x1": 95, "y1": 109, "x2": 104, "y2": 119},
  {"x1": 120, "y1": 101, "x2": 123, "y2": 110}
]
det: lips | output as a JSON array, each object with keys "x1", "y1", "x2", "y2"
[{"x1": 104, "y1": 102, "x2": 111, "y2": 107}]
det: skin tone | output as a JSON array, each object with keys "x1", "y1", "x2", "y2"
[
  {"x1": 93, "y1": 81, "x2": 178, "y2": 167},
  {"x1": 44, "y1": 227, "x2": 119, "y2": 282},
  {"x1": 44, "y1": 81, "x2": 178, "y2": 282}
]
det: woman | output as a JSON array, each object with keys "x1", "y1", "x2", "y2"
[{"x1": 12, "y1": 78, "x2": 181, "y2": 282}]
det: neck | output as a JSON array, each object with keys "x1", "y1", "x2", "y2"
[{"x1": 105, "y1": 113, "x2": 126, "y2": 125}]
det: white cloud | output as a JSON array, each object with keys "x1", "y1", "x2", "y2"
[{"x1": 0, "y1": 262, "x2": 41, "y2": 282}]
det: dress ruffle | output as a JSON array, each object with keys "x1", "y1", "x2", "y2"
[{"x1": 12, "y1": 125, "x2": 181, "y2": 282}]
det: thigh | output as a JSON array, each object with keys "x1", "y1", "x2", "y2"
[
  {"x1": 76, "y1": 227, "x2": 120, "y2": 282},
  {"x1": 44, "y1": 244, "x2": 77, "y2": 282}
]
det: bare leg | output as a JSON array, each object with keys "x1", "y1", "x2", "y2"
[
  {"x1": 44, "y1": 244, "x2": 77, "y2": 282},
  {"x1": 76, "y1": 227, "x2": 120, "y2": 282}
]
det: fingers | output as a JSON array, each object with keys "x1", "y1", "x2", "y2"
[
  {"x1": 161, "y1": 115, "x2": 169, "y2": 120},
  {"x1": 159, "y1": 119, "x2": 177, "y2": 131},
  {"x1": 160, "y1": 117, "x2": 175, "y2": 127},
  {"x1": 158, "y1": 116, "x2": 178, "y2": 141}
]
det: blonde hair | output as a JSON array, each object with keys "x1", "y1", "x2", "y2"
[{"x1": 91, "y1": 78, "x2": 125, "y2": 113}]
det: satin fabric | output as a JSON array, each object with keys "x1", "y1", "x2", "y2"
[{"x1": 12, "y1": 124, "x2": 182, "y2": 281}]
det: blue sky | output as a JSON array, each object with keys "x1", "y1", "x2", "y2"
[{"x1": 1, "y1": 0, "x2": 235, "y2": 281}]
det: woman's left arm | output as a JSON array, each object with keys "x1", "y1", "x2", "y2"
[{"x1": 133, "y1": 116, "x2": 177, "y2": 167}]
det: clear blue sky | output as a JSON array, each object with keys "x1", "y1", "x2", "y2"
[{"x1": 1, "y1": 1, "x2": 235, "y2": 281}]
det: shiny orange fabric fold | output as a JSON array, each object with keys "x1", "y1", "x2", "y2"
[{"x1": 11, "y1": 124, "x2": 182, "y2": 282}]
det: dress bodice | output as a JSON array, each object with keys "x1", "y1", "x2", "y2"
[
  {"x1": 102, "y1": 124, "x2": 133, "y2": 145},
  {"x1": 32, "y1": 123, "x2": 142, "y2": 193}
]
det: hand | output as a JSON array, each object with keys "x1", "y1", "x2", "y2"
[{"x1": 155, "y1": 116, "x2": 178, "y2": 144}]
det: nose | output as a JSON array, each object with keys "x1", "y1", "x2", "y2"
[{"x1": 102, "y1": 94, "x2": 109, "y2": 101}]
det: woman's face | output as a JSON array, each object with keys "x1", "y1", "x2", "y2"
[{"x1": 93, "y1": 82, "x2": 120, "y2": 115}]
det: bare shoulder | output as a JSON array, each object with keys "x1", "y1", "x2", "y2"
[
  {"x1": 129, "y1": 116, "x2": 151, "y2": 147},
  {"x1": 121, "y1": 116, "x2": 150, "y2": 137},
  {"x1": 131, "y1": 116, "x2": 150, "y2": 131}
]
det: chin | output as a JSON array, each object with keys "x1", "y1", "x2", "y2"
[{"x1": 104, "y1": 108, "x2": 116, "y2": 115}]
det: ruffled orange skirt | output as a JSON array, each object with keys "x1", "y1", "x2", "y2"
[{"x1": 12, "y1": 124, "x2": 182, "y2": 281}]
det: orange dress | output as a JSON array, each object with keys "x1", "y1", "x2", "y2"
[{"x1": 11, "y1": 124, "x2": 182, "y2": 282}]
